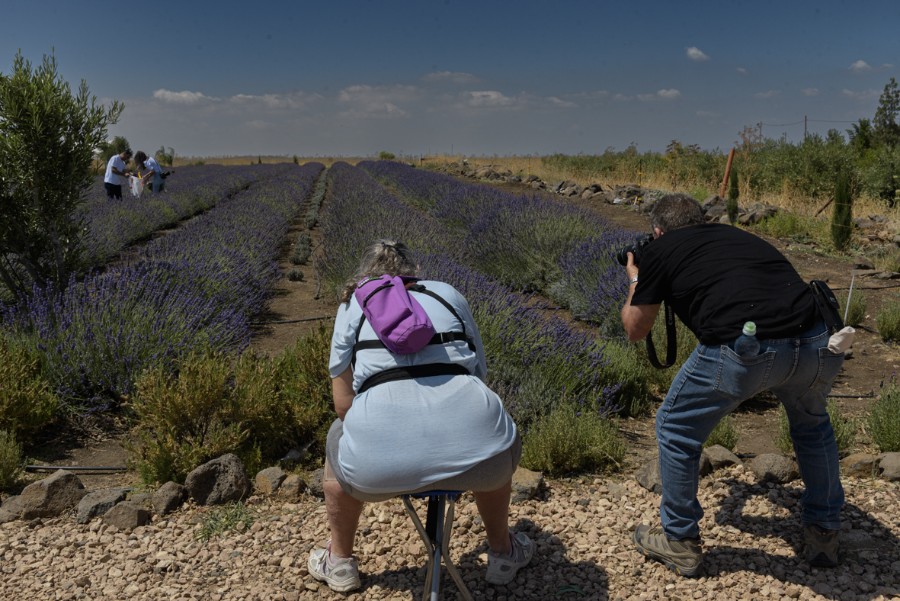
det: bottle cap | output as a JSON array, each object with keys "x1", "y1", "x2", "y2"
[{"x1": 742, "y1": 321, "x2": 757, "y2": 336}]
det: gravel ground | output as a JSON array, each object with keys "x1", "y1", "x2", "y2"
[{"x1": 1, "y1": 465, "x2": 897, "y2": 601}]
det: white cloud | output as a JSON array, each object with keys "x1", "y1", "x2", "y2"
[
  {"x1": 337, "y1": 84, "x2": 417, "y2": 118},
  {"x1": 656, "y1": 88, "x2": 681, "y2": 99},
  {"x1": 547, "y1": 96, "x2": 577, "y2": 108},
  {"x1": 638, "y1": 89, "x2": 681, "y2": 101},
  {"x1": 229, "y1": 92, "x2": 319, "y2": 110},
  {"x1": 422, "y1": 71, "x2": 477, "y2": 84},
  {"x1": 465, "y1": 90, "x2": 516, "y2": 107},
  {"x1": 842, "y1": 88, "x2": 880, "y2": 101},
  {"x1": 686, "y1": 46, "x2": 710, "y2": 62},
  {"x1": 754, "y1": 90, "x2": 780, "y2": 99},
  {"x1": 849, "y1": 60, "x2": 872, "y2": 72},
  {"x1": 736, "y1": 67, "x2": 748, "y2": 75},
  {"x1": 802, "y1": 88, "x2": 820, "y2": 96},
  {"x1": 153, "y1": 89, "x2": 218, "y2": 104}
]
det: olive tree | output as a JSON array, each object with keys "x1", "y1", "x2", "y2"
[{"x1": 0, "y1": 52, "x2": 123, "y2": 300}]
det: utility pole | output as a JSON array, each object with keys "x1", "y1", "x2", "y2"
[
  {"x1": 804, "y1": 115, "x2": 808, "y2": 142},
  {"x1": 758, "y1": 122, "x2": 763, "y2": 140}
]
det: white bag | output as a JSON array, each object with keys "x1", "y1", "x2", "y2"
[{"x1": 129, "y1": 175, "x2": 145, "y2": 198}]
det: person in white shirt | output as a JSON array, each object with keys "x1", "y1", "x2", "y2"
[
  {"x1": 134, "y1": 150, "x2": 169, "y2": 193},
  {"x1": 103, "y1": 149, "x2": 132, "y2": 200}
]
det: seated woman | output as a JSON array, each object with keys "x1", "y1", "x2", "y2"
[{"x1": 308, "y1": 239, "x2": 533, "y2": 592}]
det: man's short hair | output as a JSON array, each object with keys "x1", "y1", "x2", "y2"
[{"x1": 649, "y1": 193, "x2": 705, "y2": 232}]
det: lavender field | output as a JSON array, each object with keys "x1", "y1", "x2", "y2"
[
  {"x1": 2, "y1": 159, "x2": 649, "y2": 476},
  {"x1": 2, "y1": 163, "x2": 323, "y2": 409}
]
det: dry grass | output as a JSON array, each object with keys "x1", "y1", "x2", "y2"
[{"x1": 425, "y1": 154, "x2": 900, "y2": 242}]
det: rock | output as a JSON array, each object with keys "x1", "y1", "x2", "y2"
[
  {"x1": 278, "y1": 474, "x2": 307, "y2": 500},
  {"x1": 306, "y1": 468, "x2": 325, "y2": 499},
  {"x1": 748, "y1": 454, "x2": 799, "y2": 483},
  {"x1": 18, "y1": 470, "x2": 87, "y2": 519},
  {"x1": 511, "y1": 467, "x2": 543, "y2": 503},
  {"x1": 75, "y1": 488, "x2": 128, "y2": 524},
  {"x1": 877, "y1": 453, "x2": 900, "y2": 481},
  {"x1": 0, "y1": 495, "x2": 24, "y2": 523},
  {"x1": 102, "y1": 501, "x2": 151, "y2": 531},
  {"x1": 255, "y1": 466, "x2": 286, "y2": 495},
  {"x1": 635, "y1": 458, "x2": 661, "y2": 494},
  {"x1": 152, "y1": 481, "x2": 187, "y2": 516},
  {"x1": 703, "y1": 445, "x2": 741, "y2": 471},
  {"x1": 184, "y1": 454, "x2": 251, "y2": 505},
  {"x1": 840, "y1": 453, "x2": 878, "y2": 478}
]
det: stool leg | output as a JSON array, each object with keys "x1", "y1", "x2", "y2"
[
  {"x1": 403, "y1": 497, "x2": 436, "y2": 601},
  {"x1": 440, "y1": 498, "x2": 474, "y2": 601},
  {"x1": 429, "y1": 496, "x2": 445, "y2": 601}
]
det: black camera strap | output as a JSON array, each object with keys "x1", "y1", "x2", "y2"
[{"x1": 645, "y1": 302, "x2": 677, "y2": 369}]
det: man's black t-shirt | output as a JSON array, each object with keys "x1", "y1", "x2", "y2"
[{"x1": 631, "y1": 223, "x2": 818, "y2": 345}]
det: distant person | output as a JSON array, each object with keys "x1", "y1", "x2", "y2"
[
  {"x1": 104, "y1": 148, "x2": 132, "y2": 200},
  {"x1": 620, "y1": 193, "x2": 846, "y2": 577},
  {"x1": 309, "y1": 239, "x2": 533, "y2": 592},
  {"x1": 134, "y1": 150, "x2": 170, "y2": 193}
]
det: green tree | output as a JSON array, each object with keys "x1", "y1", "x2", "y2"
[
  {"x1": 873, "y1": 77, "x2": 900, "y2": 148},
  {"x1": 0, "y1": 52, "x2": 123, "y2": 300},
  {"x1": 831, "y1": 170, "x2": 853, "y2": 251},
  {"x1": 847, "y1": 118, "x2": 875, "y2": 154},
  {"x1": 155, "y1": 145, "x2": 175, "y2": 166},
  {"x1": 97, "y1": 135, "x2": 130, "y2": 163}
]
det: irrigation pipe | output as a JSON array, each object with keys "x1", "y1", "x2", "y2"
[
  {"x1": 25, "y1": 465, "x2": 128, "y2": 473},
  {"x1": 249, "y1": 315, "x2": 333, "y2": 326}
]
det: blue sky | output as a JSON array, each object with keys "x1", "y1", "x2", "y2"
[{"x1": 2, "y1": 0, "x2": 898, "y2": 157}]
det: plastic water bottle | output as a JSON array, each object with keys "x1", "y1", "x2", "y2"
[{"x1": 734, "y1": 321, "x2": 760, "y2": 357}]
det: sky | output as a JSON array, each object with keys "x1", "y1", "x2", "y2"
[{"x1": 2, "y1": 0, "x2": 899, "y2": 158}]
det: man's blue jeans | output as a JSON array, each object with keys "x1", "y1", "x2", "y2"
[{"x1": 656, "y1": 321, "x2": 845, "y2": 540}]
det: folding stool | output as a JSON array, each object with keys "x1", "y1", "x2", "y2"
[{"x1": 402, "y1": 491, "x2": 474, "y2": 601}]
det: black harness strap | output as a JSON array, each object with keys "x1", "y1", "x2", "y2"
[
  {"x1": 357, "y1": 363, "x2": 470, "y2": 394},
  {"x1": 351, "y1": 283, "x2": 476, "y2": 366}
]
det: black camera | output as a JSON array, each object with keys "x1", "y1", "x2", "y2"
[{"x1": 615, "y1": 233, "x2": 654, "y2": 266}]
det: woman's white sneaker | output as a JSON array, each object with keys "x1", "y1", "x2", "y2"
[
  {"x1": 308, "y1": 546, "x2": 361, "y2": 592},
  {"x1": 485, "y1": 531, "x2": 534, "y2": 585}
]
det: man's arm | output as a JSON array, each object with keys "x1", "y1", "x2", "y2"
[{"x1": 620, "y1": 251, "x2": 661, "y2": 342}]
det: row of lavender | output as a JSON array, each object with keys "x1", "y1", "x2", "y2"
[
  {"x1": 360, "y1": 160, "x2": 636, "y2": 338},
  {"x1": 2, "y1": 163, "x2": 324, "y2": 409},
  {"x1": 317, "y1": 162, "x2": 620, "y2": 425},
  {"x1": 78, "y1": 164, "x2": 291, "y2": 266}
]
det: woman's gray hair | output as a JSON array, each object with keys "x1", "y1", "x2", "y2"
[
  {"x1": 339, "y1": 239, "x2": 418, "y2": 303},
  {"x1": 648, "y1": 193, "x2": 705, "y2": 232}
]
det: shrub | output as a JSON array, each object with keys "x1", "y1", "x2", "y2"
[
  {"x1": 378, "y1": 151, "x2": 396, "y2": 160},
  {"x1": 0, "y1": 429, "x2": 23, "y2": 491},
  {"x1": 777, "y1": 401, "x2": 856, "y2": 456},
  {"x1": 726, "y1": 168, "x2": 739, "y2": 225},
  {"x1": 287, "y1": 269, "x2": 304, "y2": 282},
  {"x1": 521, "y1": 401, "x2": 625, "y2": 475},
  {"x1": 869, "y1": 377, "x2": 900, "y2": 452},
  {"x1": 876, "y1": 300, "x2": 900, "y2": 342},
  {"x1": 0, "y1": 52, "x2": 123, "y2": 300},
  {"x1": 704, "y1": 414, "x2": 738, "y2": 450},
  {"x1": 127, "y1": 349, "x2": 248, "y2": 484},
  {"x1": 196, "y1": 501, "x2": 255, "y2": 541},
  {"x1": 830, "y1": 171, "x2": 853, "y2": 251},
  {"x1": 840, "y1": 290, "x2": 866, "y2": 328},
  {"x1": 0, "y1": 334, "x2": 58, "y2": 438},
  {"x1": 127, "y1": 325, "x2": 335, "y2": 484},
  {"x1": 290, "y1": 232, "x2": 312, "y2": 265}
]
